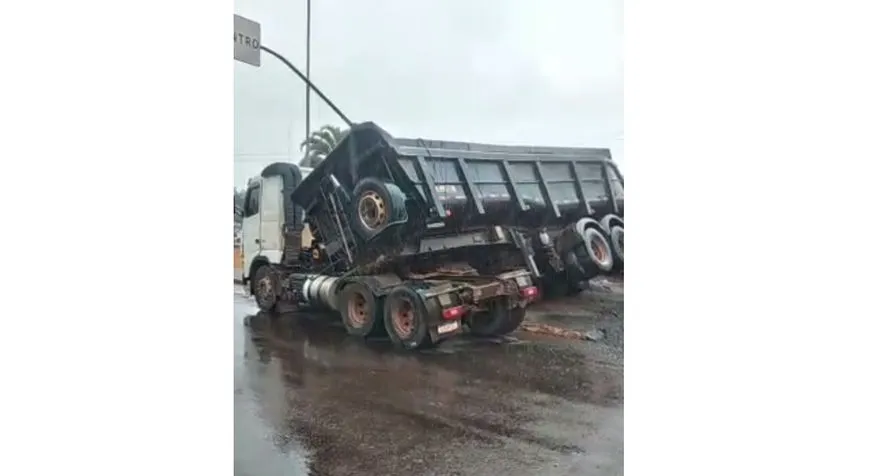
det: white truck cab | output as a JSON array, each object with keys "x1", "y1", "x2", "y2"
[{"x1": 239, "y1": 166, "x2": 315, "y2": 283}]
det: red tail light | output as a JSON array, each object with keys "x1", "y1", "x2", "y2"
[
  {"x1": 522, "y1": 286, "x2": 539, "y2": 299},
  {"x1": 441, "y1": 305, "x2": 466, "y2": 320}
]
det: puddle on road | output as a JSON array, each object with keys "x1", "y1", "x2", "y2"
[
  {"x1": 235, "y1": 315, "x2": 311, "y2": 475},
  {"x1": 234, "y1": 290, "x2": 623, "y2": 476}
]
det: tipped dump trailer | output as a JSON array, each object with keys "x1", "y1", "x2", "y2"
[{"x1": 239, "y1": 122, "x2": 624, "y2": 350}]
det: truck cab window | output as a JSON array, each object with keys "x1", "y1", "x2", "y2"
[{"x1": 244, "y1": 186, "x2": 260, "y2": 218}]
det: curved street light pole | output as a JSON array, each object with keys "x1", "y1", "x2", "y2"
[{"x1": 259, "y1": 45, "x2": 353, "y2": 127}]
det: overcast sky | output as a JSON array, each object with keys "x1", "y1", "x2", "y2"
[{"x1": 234, "y1": 0, "x2": 623, "y2": 187}]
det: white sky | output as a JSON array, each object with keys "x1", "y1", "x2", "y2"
[{"x1": 234, "y1": 0, "x2": 623, "y2": 187}]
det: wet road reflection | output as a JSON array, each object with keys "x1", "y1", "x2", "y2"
[{"x1": 234, "y1": 293, "x2": 623, "y2": 476}]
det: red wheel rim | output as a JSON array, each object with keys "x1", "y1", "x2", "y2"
[
  {"x1": 347, "y1": 291, "x2": 370, "y2": 328},
  {"x1": 390, "y1": 297, "x2": 415, "y2": 339},
  {"x1": 591, "y1": 235, "x2": 608, "y2": 263}
]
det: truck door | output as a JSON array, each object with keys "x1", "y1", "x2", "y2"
[{"x1": 241, "y1": 183, "x2": 262, "y2": 277}]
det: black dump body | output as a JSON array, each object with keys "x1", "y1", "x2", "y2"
[{"x1": 290, "y1": 122, "x2": 623, "y2": 274}]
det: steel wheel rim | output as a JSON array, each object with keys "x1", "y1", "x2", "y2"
[
  {"x1": 256, "y1": 275, "x2": 275, "y2": 305},
  {"x1": 590, "y1": 233, "x2": 608, "y2": 264},
  {"x1": 347, "y1": 291, "x2": 370, "y2": 328},
  {"x1": 390, "y1": 297, "x2": 415, "y2": 339},
  {"x1": 358, "y1": 191, "x2": 387, "y2": 230}
]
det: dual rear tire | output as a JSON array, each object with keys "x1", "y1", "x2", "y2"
[
  {"x1": 338, "y1": 283, "x2": 526, "y2": 349},
  {"x1": 606, "y1": 225, "x2": 624, "y2": 272},
  {"x1": 337, "y1": 283, "x2": 432, "y2": 350},
  {"x1": 599, "y1": 215, "x2": 624, "y2": 272},
  {"x1": 381, "y1": 286, "x2": 434, "y2": 350},
  {"x1": 542, "y1": 277, "x2": 585, "y2": 299},
  {"x1": 577, "y1": 225, "x2": 614, "y2": 274},
  {"x1": 467, "y1": 299, "x2": 527, "y2": 337}
]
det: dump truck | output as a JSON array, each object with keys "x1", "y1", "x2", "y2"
[{"x1": 238, "y1": 122, "x2": 624, "y2": 350}]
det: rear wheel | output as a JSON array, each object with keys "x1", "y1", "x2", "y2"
[
  {"x1": 468, "y1": 299, "x2": 527, "y2": 337},
  {"x1": 543, "y1": 276, "x2": 586, "y2": 299},
  {"x1": 566, "y1": 281, "x2": 585, "y2": 296},
  {"x1": 608, "y1": 225, "x2": 624, "y2": 271},
  {"x1": 251, "y1": 265, "x2": 279, "y2": 312},
  {"x1": 578, "y1": 226, "x2": 614, "y2": 274},
  {"x1": 495, "y1": 306, "x2": 526, "y2": 335},
  {"x1": 337, "y1": 282, "x2": 383, "y2": 337},
  {"x1": 382, "y1": 286, "x2": 433, "y2": 350}
]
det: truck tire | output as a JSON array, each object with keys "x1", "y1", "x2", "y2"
[
  {"x1": 337, "y1": 282, "x2": 383, "y2": 338},
  {"x1": 468, "y1": 299, "x2": 527, "y2": 337},
  {"x1": 251, "y1": 265, "x2": 279, "y2": 312},
  {"x1": 565, "y1": 280, "x2": 585, "y2": 296},
  {"x1": 351, "y1": 177, "x2": 407, "y2": 241},
  {"x1": 578, "y1": 226, "x2": 614, "y2": 274},
  {"x1": 543, "y1": 277, "x2": 585, "y2": 299},
  {"x1": 382, "y1": 286, "x2": 433, "y2": 350},
  {"x1": 608, "y1": 225, "x2": 624, "y2": 270},
  {"x1": 495, "y1": 305, "x2": 527, "y2": 335},
  {"x1": 599, "y1": 215, "x2": 624, "y2": 236}
]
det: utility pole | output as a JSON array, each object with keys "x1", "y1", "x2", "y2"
[{"x1": 304, "y1": 0, "x2": 311, "y2": 162}]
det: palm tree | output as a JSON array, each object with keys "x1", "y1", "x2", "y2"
[{"x1": 299, "y1": 124, "x2": 348, "y2": 167}]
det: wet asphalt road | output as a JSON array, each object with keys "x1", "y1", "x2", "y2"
[{"x1": 234, "y1": 287, "x2": 624, "y2": 476}]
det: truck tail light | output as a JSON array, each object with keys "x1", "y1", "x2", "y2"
[
  {"x1": 521, "y1": 286, "x2": 539, "y2": 299},
  {"x1": 441, "y1": 305, "x2": 466, "y2": 320}
]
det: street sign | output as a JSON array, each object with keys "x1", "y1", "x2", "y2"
[{"x1": 234, "y1": 14, "x2": 261, "y2": 67}]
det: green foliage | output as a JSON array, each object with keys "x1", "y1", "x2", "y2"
[
  {"x1": 299, "y1": 124, "x2": 348, "y2": 167},
  {"x1": 234, "y1": 124, "x2": 346, "y2": 229}
]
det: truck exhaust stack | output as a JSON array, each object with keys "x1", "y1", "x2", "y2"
[{"x1": 289, "y1": 274, "x2": 340, "y2": 311}]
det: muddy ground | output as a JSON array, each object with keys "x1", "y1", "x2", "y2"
[{"x1": 234, "y1": 282, "x2": 623, "y2": 476}]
